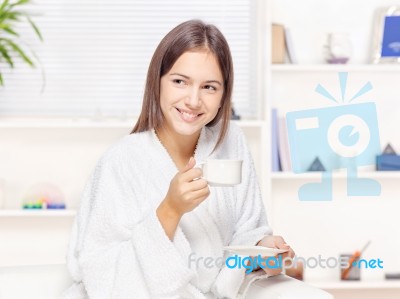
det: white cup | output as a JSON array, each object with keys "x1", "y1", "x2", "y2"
[{"x1": 200, "y1": 159, "x2": 243, "y2": 186}]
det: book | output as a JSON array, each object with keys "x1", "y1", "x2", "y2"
[
  {"x1": 284, "y1": 27, "x2": 298, "y2": 64},
  {"x1": 271, "y1": 23, "x2": 285, "y2": 64},
  {"x1": 277, "y1": 116, "x2": 292, "y2": 172},
  {"x1": 271, "y1": 108, "x2": 281, "y2": 171}
]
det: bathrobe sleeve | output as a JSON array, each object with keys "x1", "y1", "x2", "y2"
[
  {"x1": 63, "y1": 150, "x2": 204, "y2": 299},
  {"x1": 212, "y1": 126, "x2": 273, "y2": 298}
]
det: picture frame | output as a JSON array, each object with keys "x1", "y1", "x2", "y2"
[{"x1": 372, "y1": 6, "x2": 400, "y2": 63}]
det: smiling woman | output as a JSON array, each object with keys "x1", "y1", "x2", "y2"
[{"x1": 60, "y1": 20, "x2": 324, "y2": 299}]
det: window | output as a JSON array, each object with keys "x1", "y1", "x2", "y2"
[{"x1": 0, "y1": 0, "x2": 258, "y2": 118}]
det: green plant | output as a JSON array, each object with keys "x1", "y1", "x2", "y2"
[{"x1": 0, "y1": 0, "x2": 42, "y2": 85}]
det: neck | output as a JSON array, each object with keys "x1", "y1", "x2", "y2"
[{"x1": 155, "y1": 126, "x2": 200, "y2": 168}]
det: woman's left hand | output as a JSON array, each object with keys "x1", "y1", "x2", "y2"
[{"x1": 256, "y1": 235, "x2": 295, "y2": 276}]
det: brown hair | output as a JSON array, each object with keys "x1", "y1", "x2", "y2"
[{"x1": 131, "y1": 19, "x2": 233, "y2": 150}]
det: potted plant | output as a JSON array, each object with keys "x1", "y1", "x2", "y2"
[{"x1": 0, "y1": 0, "x2": 42, "y2": 85}]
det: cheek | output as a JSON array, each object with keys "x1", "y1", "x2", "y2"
[
  {"x1": 205, "y1": 94, "x2": 223, "y2": 112},
  {"x1": 161, "y1": 85, "x2": 187, "y2": 106}
]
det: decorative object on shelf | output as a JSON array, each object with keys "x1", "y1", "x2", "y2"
[
  {"x1": 0, "y1": 178, "x2": 5, "y2": 209},
  {"x1": 372, "y1": 6, "x2": 400, "y2": 64},
  {"x1": 340, "y1": 253, "x2": 361, "y2": 280},
  {"x1": 382, "y1": 143, "x2": 397, "y2": 154},
  {"x1": 385, "y1": 272, "x2": 400, "y2": 280},
  {"x1": 307, "y1": 157, "x2": 326, "y2": 172},
  {"x1": 377, "y1": 143, "x2": 400, "y2": 170},
  {"x1": 231, "y1": 107, "x2": 241, "y2": 120},
  {"x1": 22, "y1": 182, "x2": 66, "y2": 209},
  {"x1": 341, "y1": 241, "x2": 371, "y2": 281},
  {"x1": 324, "y1": 33, "x2": 352, "y2": 64},
  {"x1": 0, "y1": 0, "x2": 43, "y2": 86}
]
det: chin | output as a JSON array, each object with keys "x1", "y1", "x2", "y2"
[{"x1": 172, "y1": 124, "x2": 203, "y2": 137}]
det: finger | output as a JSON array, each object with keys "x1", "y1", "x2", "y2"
[
  {"x1": 273, "y1": 236, "x2": 287, "y2": 248},
  {"x1": 280, "y1": 252, "x2": 290, "y2": 260},
  {"x1": 182, "y1": 168, "x2": 203, "y2": 182},
  {"x1": 181, "y1": 157, "x2": 196, "y2": 173},
  {"x1": 188, "y1": 178, "x2": 208, "y2": 191},
  {"x1": 190, "y1": 188, "x2": 210, "y2": 203},
  {"x1": 288, "y1": 247, "x2": 295, "y2": 258}
]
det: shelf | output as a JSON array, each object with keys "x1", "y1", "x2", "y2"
[
  {"x1": 270, "y1": 64, "x2": 400, "y2": 72},
  {"x1": 307, "y1": 279, "x2": 400, "y2": 290},
  {"x1": 0, "y1": 118, "x2": 264, "y2": 129},
  {"x1": 0, "y1": 209, "x2": 77, "y2": 217},
  {"x1": 0, "y1": 118, "x2": 136, "y2": 129},
  {"x1": 271, "y1": 171, "x2": 400, "y2": 179}
]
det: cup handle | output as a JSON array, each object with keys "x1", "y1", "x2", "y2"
[{"x1": 195, "y1": 162, "x2": 207, "y2": 181}]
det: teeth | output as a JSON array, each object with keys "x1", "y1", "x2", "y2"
[
  {"x1": 182, "y1": 111, "x2": 197, "y2": 119},
  {"x1": 178, "y1": 109, "x2": 199, "y2": 119}
]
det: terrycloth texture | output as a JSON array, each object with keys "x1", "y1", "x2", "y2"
[{"x1": 62, "y1": 122, "x2": 272, "y2": 299}]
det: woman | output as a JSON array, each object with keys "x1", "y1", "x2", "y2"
[{"x1": 63, "y1": 19, "x2": 295, "y2": 299}]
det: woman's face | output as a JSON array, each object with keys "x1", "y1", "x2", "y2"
[{"x1": 159, "y1": 50, "x2": 224, "y2": 137}]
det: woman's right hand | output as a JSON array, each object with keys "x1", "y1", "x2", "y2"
[
  {"x1": 157, "y1": 157, "x2": 209, "y2": 240},
  {"x1": 163, "y1": 157, "x2": 210, "y2": 218}
]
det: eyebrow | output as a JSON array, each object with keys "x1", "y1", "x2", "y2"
[{"x1": 170, "y1": 73, "x2": 222, "y2": 86}]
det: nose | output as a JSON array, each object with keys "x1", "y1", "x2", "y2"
[{"x1": 184, "y1": 87, "x2": 201, "y2": 108}]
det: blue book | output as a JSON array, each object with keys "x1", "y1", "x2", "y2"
[
  {"x1": 381, "y1": 16, "x2": 400, "y2": 57},
  {"x1": 376, "y1": 154, "x2": 400, "y2": 170}
]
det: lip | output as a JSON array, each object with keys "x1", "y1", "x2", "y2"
[
  {"x1": 176, "y1": 107, "x2": 202, "y2": 115},
  {"x1": 175, "y1": 107, "x2": 203, "y2": 122}
]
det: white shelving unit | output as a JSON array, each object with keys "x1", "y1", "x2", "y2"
[
  {"x1": 265, "y1": 1, "x2": 400, "y2": 298},
  {"x1": 308, "y1": 279, "x2": 400, "y2": 290},
  {"x1": 0, "y1": 209, "x2": 77, "y2": 217},
  {"x1": 271, "y1": 64, "x2": 400, "y2": 72},
  {"x1": 271, "y1": 171, "x2": 400, "y2": 180}
]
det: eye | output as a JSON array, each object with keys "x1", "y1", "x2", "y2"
[
  {"x1": 204, "y1": 85, "x2": 217, "y2": 91},
  {"x1": 173, "y1": 79, "x2": 185, "y2": 85}
]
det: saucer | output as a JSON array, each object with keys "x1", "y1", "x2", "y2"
[{"x1": 223, "y1": 245, "x2": 288, "y2": 256}]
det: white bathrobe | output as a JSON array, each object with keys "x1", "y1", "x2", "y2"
[{"x1": 62, "y1": 121, "x2": 273, "y2": 299}]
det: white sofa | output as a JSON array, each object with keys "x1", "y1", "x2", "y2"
[
  {"x1": 0, "y1": 264, "x2": 333, "y2": 299},
  {"x1": 0, "y1": 264, "x2": 72, "y2": 299}
]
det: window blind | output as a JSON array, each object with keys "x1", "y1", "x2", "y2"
[{"x1": 0, "y1": 0, "x2": 257, "y2": 118}]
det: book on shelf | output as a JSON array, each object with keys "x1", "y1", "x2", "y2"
[
  {"x1": 277, "y1": 116, "x2": 292, "y2": 171},
  {"x1": 271, "y1": 108, "x2": 281, "y2": 171},
  {"x1": 271, "y1": 23, "x2": 285, "y2": 64},
  {"x1": 284, "y1": 27, "x2": 298, "y2": 64},
  {"x1": 271, "y1": 23, "x2": 297, "y2": 64}
]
